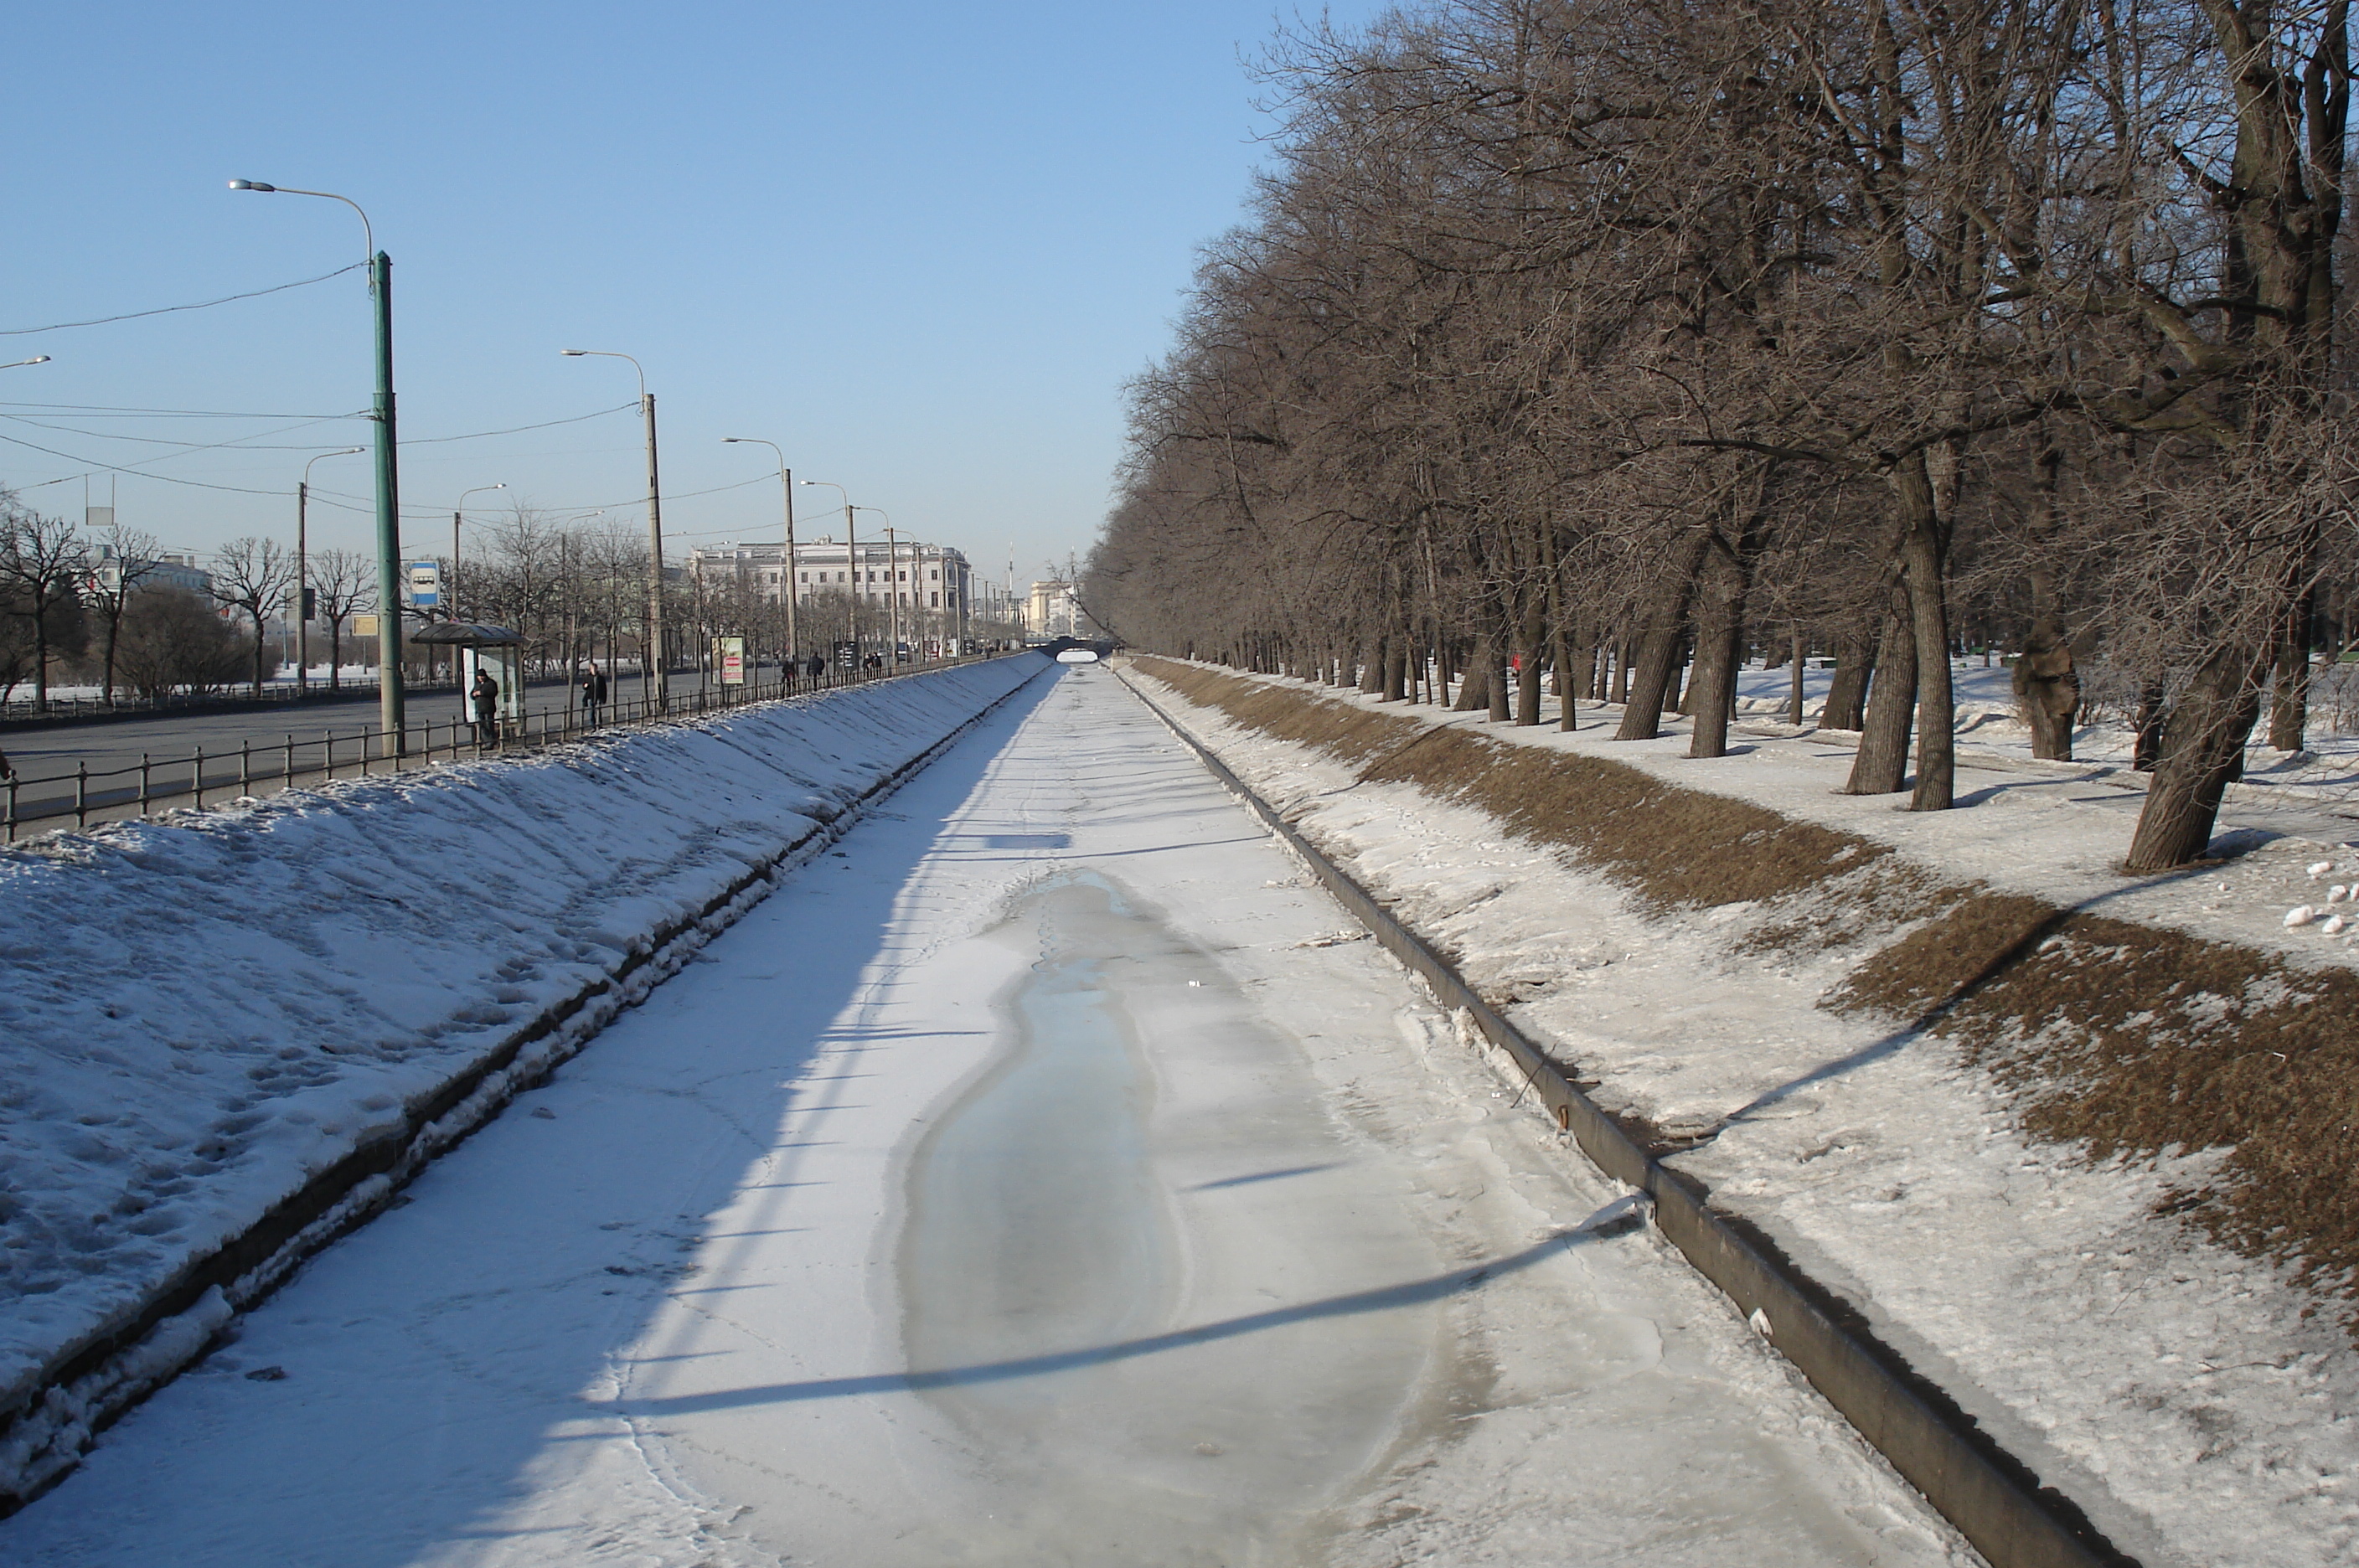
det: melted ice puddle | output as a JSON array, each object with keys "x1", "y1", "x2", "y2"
[{"x1": 897, "y1": 874, "x2": 1444, "y2": 1566}]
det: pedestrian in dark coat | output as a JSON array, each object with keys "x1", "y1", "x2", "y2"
[
  {"x1": 580, "y1": 664, "x2": 607, "y2": 725},
  {"x1": 472, "y1": 668, "x2": 500, "y2": 746}
]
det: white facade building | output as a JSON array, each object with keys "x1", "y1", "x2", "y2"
[
  {"x1": 1026, "y1": 580, "x2": 1086, "y2": 639},
  {"x1": 685, "y1": 538, "x2": 974, "y2": 642},
  {"x1": 87, "y1": 548, "x2": 213, "y2": 599}
]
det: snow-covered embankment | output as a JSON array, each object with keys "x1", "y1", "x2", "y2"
[
  {"x1": 0, "y1": 654, "x2": 1047, "y2": 1506},
  {"x1": 1126, "y1": 654, "x2": 2359, "y2": 1568}
]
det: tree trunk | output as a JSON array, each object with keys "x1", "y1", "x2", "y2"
[
  {"x1": 2268, "y1": 591, "x2": 2312, "y2": 750},
  {"x1": 1788, "y1": 627, "x2": 1806, "y2": 726},
  {"x1": 1488, "y1": 626, "x2": 1511, "y2": 724},
  {"x1": 1538, "y1": 523, "x2": 1572, "y2": 729},
  {"x1": 1823, "y1": 632, "x2": 1871, "y2": 730},
  {"x1": 2132, "y1": 681, "x2": 2165, "y2": 771},
  {"x1": 1844, "y1": 604, "x2": 1917, "y2": 794},
  {"x1": 102, "y1": 607, "x2": 123, "y2": 709},
  {"x1": 1383, "y1": 637, "x2": 1407, "y2": 702},
  {"x1": 1687, "y1": 543, "x2": 1748, "y2": 759},
  {"x1": 1615, "y1": 532, "x2": 1706, "y2": 739},
  {"x1": 2013, "y1": 569, "x2": 2080, "y2": 761},
  {"x1": 2124, "y1": 642, "x2": 2269, "y2": 871},
  {"x1": 1514, "y1": 591, "x2": 1543, "y2": 725},
  {"x1": 1896, "y1": 458, "x2": 1956, "y2": 811},
  {"x1": 1360, "y1": 636, "x2": 1386, "y2": 694},
  {"x1": 1453, "y1": 650, "x2": 1489, "y2": 711}
]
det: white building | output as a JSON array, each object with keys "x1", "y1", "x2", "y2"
[
  {"x1": 1026, "y1": 580, "x2": 1086, "y2": 639},
  {"x1": 86, "y1": 547, "x2": 212, "y2": 599},
  {"x1": 686, "y1": 537, "x2": 973, "y2": 617}
]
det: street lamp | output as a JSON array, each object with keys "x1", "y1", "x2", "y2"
[
  {"x1": 854, "y1": 507, "x2": 900, "y2": 666},
  {"x1": 562, "y1": 349, "x2": 666, "y2": 706},
  {"x1": 0, "y1": 356, "x2": 51, "y2": 370},
  {"x1": 722, "y1": 438, "x2": 798, "y2": 673},
  {"x1": 449, "y1": 482, "x2": 507, "y2": 622},
  {"x1": 295, "y1": 446, "x2": 366, "y2": 698},
  {"x1": 230, "y1": 178, "x2": 407, "y2": 748},
  {"x1": 799, "y1": 479, "x2": 856, "y2": 668}
]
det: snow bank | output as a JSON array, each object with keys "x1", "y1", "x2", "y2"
[{"x1": 0, "y1": 655, "x2": 1046, "y2": 1504}]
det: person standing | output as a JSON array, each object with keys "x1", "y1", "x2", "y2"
[
  {"x1": 472, "y1": 668, "x2": 501, "y2": 747},
  {"x1": 580, "y1": 663, "x2": 607, "y2": 726}
]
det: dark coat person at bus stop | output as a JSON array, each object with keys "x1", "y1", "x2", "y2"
[
  {"x1": 580, "y1": 664, "x2": 607, "y2": 725},
  {"x1": 472, "y1": 669, "x2": 500, "y2": 747}
]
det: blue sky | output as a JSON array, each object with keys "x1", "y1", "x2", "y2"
[{"x1": 1, "y1": 1, "x2": 1384, "y2": 590}]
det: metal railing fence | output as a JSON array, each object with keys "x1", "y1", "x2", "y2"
[{"x1": 4, "y1": 654, "x2": 1010, "y2": 842}]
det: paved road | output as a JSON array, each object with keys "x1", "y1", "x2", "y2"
[
  {"x1": 0, "y1": 664, "x2": 1964, "y2": 1567},
  {"x1": 0, "y1": 663, "x2": 912, "y2": 831}
]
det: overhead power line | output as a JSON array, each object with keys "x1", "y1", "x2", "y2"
[{"x1": 0, "y1": 264, "x2": 368, "y2": 337}]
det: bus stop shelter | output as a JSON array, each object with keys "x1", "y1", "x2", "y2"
[{"x1": 412, "y1": 623, "x2": 528, "y2": 740}]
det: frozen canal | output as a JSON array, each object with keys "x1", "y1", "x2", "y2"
[{"x1": 1, "y1": 664, "x2": 1973, "y2": 1566}]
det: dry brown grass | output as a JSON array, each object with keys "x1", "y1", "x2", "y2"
[
  {"x1": 1141, "y1": 657, "x2": 1887, "y2": 912},
  {"x1": 1133, "y1": 656, "x2": 2359, "y2": 1323}
]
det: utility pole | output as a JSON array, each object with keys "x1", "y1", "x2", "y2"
[
  {"x1": 877, "y1": 523, "x2": 891, "y2": 664},
  {"x1": 855, "y1": 507, "x2": 898, "y2": 664},
  {"x1": 370, "y1": 251, "x2": 404, "y2": 744},
  {"x1": 723, "y1": 440, "x2": 798, "y2": 670},
  {"x1": 564, "y1": 350, "x2": 665, "y2": 705},
  {"x1": 641, "y1": 389, "x2": 666, "y2": 705},
  {"x1": 799, "y1": 480, "x2": 856, "y2": 668},
  {"x1": 227, "y1": 182, "x2": 395, "y2": 735},
  {"x1": 297, "y1": 482, "x2": 311, "y2": 699}
]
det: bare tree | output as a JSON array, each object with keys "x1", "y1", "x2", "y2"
[
  {"x1": 0, "y1": 498, "x2": 88, "y2": 714},
  {"x1": 310, "y1": 548, "x2": 374, "y2": 690},
  {"x1": 81, "y1": 523, "x2": 164, "y2": 709},
  {"x1": 209, "y1": 537, "x2": 296, "y2": 697}
]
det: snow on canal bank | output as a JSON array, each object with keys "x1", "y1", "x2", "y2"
[
  {"x1": 1, "y1": 663, "x2": 1972, "y2": 1566},
  {"x1": 1126, "y1": 658, "x2": 2359, "y2": 1568},
  {"x1": 0, "y1": 657, "x2": 1045, "y2": 1501}
]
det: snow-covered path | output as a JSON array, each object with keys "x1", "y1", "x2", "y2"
[{"x1": 0, "y1": 665, "x2": 1970, "y2": 1567}]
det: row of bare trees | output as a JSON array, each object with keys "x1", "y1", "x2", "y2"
[
  {"x1": 0, "y1": 494, "x2": 379, "y2": 710},
  {"x1": 1087, "y1": 0, "x2": 2355, "y2": 871}
]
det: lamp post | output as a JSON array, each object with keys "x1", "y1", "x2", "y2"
[
  {"x1": 799, "y1": 479, "x2": 855, "y2": 668},
  {"x1": 448, "y1": 482, "x2": 507, "y2": 623},
  {"x1": 229, "y1": 179, "x2": 407, "y2": 748},
  {"x1": 723, "y1": 439, "x2": 798, "y2": 673},
  {"x1": 295, "y1": 446, "x2": 366, "y2": 699},
  {"x1": 0, "y1": 356, "x2": 51, "y2": 370},
  {"x1": 562, "y1": 349, "x2": 666, "y2": 707},
  {"x1": 856, "y1": 508, "x2": 900, "y2": 666}
]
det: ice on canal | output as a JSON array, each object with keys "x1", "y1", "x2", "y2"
[{"x1": 0, "y1": 664, "x2": 1974, "y2": 1566}]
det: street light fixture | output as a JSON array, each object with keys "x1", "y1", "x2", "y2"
[
  {"x1": 799, "y1": 479, "x2": 857, "y2": 668},
  {"x1": 722, "y1": 438, "x2": 798, "y2": 671},
  {"x1": 561, "y1": 348, "x2": 667, "y2": 706},
  {"x1": 295, "y1": 446, "x2": 366, "y2": 699},
  {"x1": 230, "y1": 178, "x2": 406, "y2": 748},
  {"x1": 449, "y1": 482, "x2": 507, "y2": 622},
  {"x1": 1, "y1": 356, "x2": 51, "y2": 370}
]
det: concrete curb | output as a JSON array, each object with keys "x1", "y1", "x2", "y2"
[
  {"x1": 0, "y1": 657, "x2": 1051, "y2": 1514},
  {"x1": 1117, "y1": 664, "x2": 2135, "y2": 1568}
]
